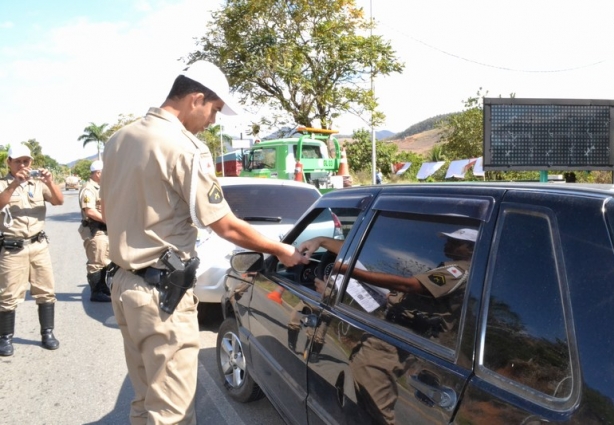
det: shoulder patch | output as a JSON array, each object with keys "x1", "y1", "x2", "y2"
[
  {"x1": 208, "y1": 183, "x2": 223, "y2": 204},
  {"x1": 428, "y1": 274, "x2": 446, "y2": 286},
  {"x1": 84, "y1": 195, "x2": 90, "y2": 204},
  {"x1": 446, "y1": 266, "x2": 463, "y2": 278}
]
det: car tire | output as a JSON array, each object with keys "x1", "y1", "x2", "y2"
[{"x1": 216, "y1": 317, "x2": 264, "y2": 402}]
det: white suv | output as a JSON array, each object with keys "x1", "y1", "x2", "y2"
[{"x1": 194, "y1": 177, "x2": 330, "y2": 315}]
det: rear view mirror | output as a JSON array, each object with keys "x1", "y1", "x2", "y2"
[{"x1": 230, "y1": 252, "x2": 265, "y2": 273}]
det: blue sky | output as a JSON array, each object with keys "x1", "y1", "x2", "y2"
[{"x1": 2, "y1": 0, "x2": 614, "y2": 164}]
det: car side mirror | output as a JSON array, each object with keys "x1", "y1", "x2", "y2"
[{"x1": 230, "y1": 252, "x2": 265, "y2": 274}]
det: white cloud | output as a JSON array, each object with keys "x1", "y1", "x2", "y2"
[
  {"x1": 0, "y1": 21, "x2": 13, "y2": 29},
  {"x1": 1, "y1": 0, "x2": 219, "y2": 163}
]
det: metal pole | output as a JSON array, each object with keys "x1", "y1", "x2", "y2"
[
  {"x1": 370, "y1": 0, "x2": 376, "y2": 185},
  {"x1": 220, "y1": 124, "x2": 225, "y2": 177}
]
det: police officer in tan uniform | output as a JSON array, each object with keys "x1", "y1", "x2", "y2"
[
  {"x1": 0, "y1": 144, "x2": 64, "y2": 357},
  {"x1": 300, "y1": 228, "x2": 477, "y2": 424},
  {"x1": 78, "y1": 160, "x2": 111, "y2": 302},
  {"x1": 100, "y1": 61, "x2": 307, "y2": 425}
]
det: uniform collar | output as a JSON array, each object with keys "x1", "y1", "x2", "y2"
[
  {"x1": 146, "y1": 107, "x2": 185, "y2": 129},
  {"x1": 145, "y1": 107, "x2": 203, "y2": 148},
  {"x1": 88, "y1": 178, "x2": 100, "y2": 190}
]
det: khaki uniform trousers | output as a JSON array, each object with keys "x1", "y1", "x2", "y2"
[
  {"x1": 0, "y1": 240, "x2": 55, "y2": 311},
  {"x1": 288, "y1": 300, "x2": 328, "y2": 344},
  {"x1": 78, "y1": 225, "x2": 110, "y2": 274},
  {"x1": 350, "y1": 337, "x2": 411, "y2": 425},
  {"x1": 111, "y1": 268, "x2": 200, "y2": 425}
]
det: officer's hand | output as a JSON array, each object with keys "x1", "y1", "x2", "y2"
[
  {"x1": 39, "y1": 168, "x2": 53, "y2": 185},
  {"x1": 13, "y1": 168, "x2": 29, "y2": 183},
  {"x1": 276, "y1": 244, "x2": 309, "y2": 267}
]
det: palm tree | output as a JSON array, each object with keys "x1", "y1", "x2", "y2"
[
  {"x1": 428, "y1": 144, "x2": 447, "y2": 162},
  {"x1": 23, "y1": 139, "x2": 43, "y2": 157},
  {"x1": 199, "y1": 125, "x2": 232, "y2": 158},
  {"x1": 78, "y1": 122, "x2": 109, "y2": 160}
]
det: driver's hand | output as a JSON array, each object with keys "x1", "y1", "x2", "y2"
[
  {"x1": 276, "y1": 244, "x2": 309, "y2": 267},
  {"x1": 297, "y1": 237, "x2": 323, "y2": 260},
  {"x1": 314, "y1": 277, "x2": 326, "y2": 295}
]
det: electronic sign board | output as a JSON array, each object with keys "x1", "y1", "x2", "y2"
[{"x1": 483, "y1": 98, "x2": 614, "y2": 170}]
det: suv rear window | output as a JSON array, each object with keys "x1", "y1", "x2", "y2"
[
  {"x1": 479, "y1": 205, "x2": 576, "y2": 407},
  {"x1": 222, "y1": 184, "x2": 319, "y2": 224}
]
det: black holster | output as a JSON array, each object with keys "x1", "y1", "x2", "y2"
[
  {"x1": 105, "y1": 262, "x2": 120, "y2": 290},
  {"x1": 158, "y1": 257, "x2": 200, "y2": 314},
  {"x1": 82, "y1": 219, "x2": 107, "y2": 236}
]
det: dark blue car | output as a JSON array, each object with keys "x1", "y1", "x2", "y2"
[{"x1": 216, "y1": 183, "x2": 614, "y2": 425}]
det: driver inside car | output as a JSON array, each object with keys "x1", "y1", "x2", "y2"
[{"x1": 298, "y1": 230, "x2": 477, "y2": 424}]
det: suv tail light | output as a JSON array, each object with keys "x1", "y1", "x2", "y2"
[{"x1": 332, "y1": 213, "x2": 344, "y2": 240}]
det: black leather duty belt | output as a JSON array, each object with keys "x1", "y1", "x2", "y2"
[
  {"x1": 131, "y1": 267, "x2": 168, "y2": 289},
  {"x1": 2, "y1": 231, "x2": 46, "y2": 249}
]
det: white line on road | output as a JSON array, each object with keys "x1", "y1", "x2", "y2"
[{"x1": 197, "y1": 361, "x2": 247, "y2": 425}]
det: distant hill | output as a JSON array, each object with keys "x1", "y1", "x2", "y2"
[
  {"x1": 66, "y1": 153, "x2": 98, "y2": 168},
  {"x1": 391, "y1": 128, "x2": 444, "y2": 155},
  {"x1": 391, "y1": 113, "x2": 455, "y2": 140}
]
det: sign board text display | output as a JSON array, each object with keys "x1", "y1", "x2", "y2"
[{"x1": 483, "y1": 98, "x2": 614, "y2": 171}]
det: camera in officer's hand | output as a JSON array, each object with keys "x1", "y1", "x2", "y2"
[{"x1": 29, "y1": 169, "x2": 41, "y2": 178}]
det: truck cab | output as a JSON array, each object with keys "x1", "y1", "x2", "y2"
[{"x1": 240, "y1": 127, "x2": 342, "y2": 193}]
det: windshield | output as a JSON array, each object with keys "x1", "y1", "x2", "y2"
[{"x1": 222, "y1": 184, "x2": 319, "y2": 224}]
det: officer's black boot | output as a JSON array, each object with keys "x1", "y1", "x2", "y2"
[
  {"x1": 287, "y1": 328, "x2": 299, "y2": 352},
  {"x1": 38, "y1": 303, "x2": 59, "y2": 350},
  {"x1": 0, "y1": 310, "x2": 15, "y2": 357},
  {"x1": 88, "y1": 271, "x2": 111, "y2": 302}
]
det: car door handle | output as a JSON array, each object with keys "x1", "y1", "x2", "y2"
[
  {"x1": 300, "y1": 314, "x2": 318, "y2": 328},
  {"x1": 408, "y1": 375, "x2": 457, "y2": 410}
]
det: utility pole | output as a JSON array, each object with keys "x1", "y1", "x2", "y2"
[
  {"x1": 220, "y1": 123, "x2": 225, "y2": 177},
  {"x1": 370, "y1": 0, "x2": 376, "y2": 185}
]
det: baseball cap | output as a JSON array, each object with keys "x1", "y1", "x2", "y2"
[
  {"x1": 180, "y1": 61, "x2": 241, "y2": 116},
  {"x1": 90, "y1": 160, "x2": 103, "y2": 172},
  {"x1": 8, "y1": 144, "x2": 33, "y2": 159},
  {"x1": 439, "y1": 228, "x2": 478, "y2": 243}
]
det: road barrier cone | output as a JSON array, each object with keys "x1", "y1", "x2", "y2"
[
  {"x1": 294, "y1": 160, "x2": 304, "y2": 182},
  {"x1": 267, "y1": 287, "x2": 285, "y2": 304},
  {"x1": 337, "y1": 148, "x2": 352, "y2": 187},
  {"x1": 338, "y1": 149, "x2": 350, "y2": 177}
]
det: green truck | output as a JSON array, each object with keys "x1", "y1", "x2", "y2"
[{"x1": 239, "y1": 127, "x2": 345, "y2": 194}]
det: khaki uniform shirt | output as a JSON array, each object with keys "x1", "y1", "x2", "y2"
[
  {"x1": 79, "y1": 178, "x2": 101, "y2": 222},
  {"x1": 100, "y1": 107, "x2": 231, "y2": 271},
  {"x1": 415, "y1": 260, "x2": 470, "y2": 298},
  {"x1": 0, "y1": 175, "x2": 52, "y2": 238}
]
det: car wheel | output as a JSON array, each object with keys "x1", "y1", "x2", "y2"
[{"x1": 216, "y1": 317, "x2": 264, "y2": 402}]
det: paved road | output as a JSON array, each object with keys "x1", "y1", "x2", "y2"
[{"x1": 0, "y1": 190, "x2": 284, "y2": 425}]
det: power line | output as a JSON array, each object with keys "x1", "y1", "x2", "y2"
[{"x1": 378, "y1": 21, "x2": 610, "y2": 73}]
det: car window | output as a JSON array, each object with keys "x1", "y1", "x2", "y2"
[
  {"x1": 293, "y1": 144, "x2": 324, "y2": 159},
  {"x1": 339, "y1": 211, "x2": 479, "y2": 352},
  {"x1": 479, "y1": 208, "x2": 574, "y2": 402},
  {"x1": 274, "y1": 206, "x2": 362, "y2": 293},
  {"x1": 222, "y1": 185, "x2": 319, "y2": 223}
]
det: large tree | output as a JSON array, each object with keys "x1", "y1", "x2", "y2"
[
  {"x1": 106, "y1": 114, "x2": 140, "y2": 138},
  {"x1": 436, "y1": 89, "x2": 486, "y2": 161},
  {"x1": 78, "y1": 122, "x2": 109, "y2": 160},
  {"x1": 345, "y1": 128, "x2": 399, "y2": 175},
  {"x1": 187, "y1": 0, "x2": 403, "y2": 131}
]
